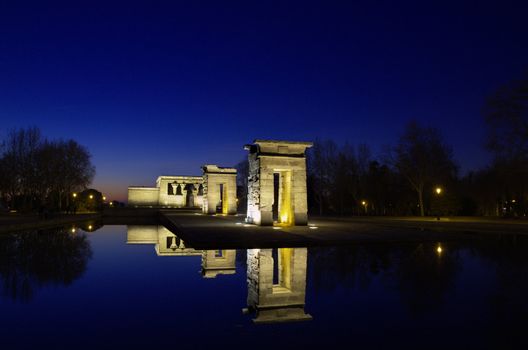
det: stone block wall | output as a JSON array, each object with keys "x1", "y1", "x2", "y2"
[
  {"x1": 245, "y1": 140, "x2": 312, "y2": 226},
  {"x1": 202, "y1": 165, "x2": 237, "y2": 215},
  {"x1": 247, "y1": 152, "x2": 262, "y2": 224},
  {"x1": 128, "y1": 176, "x2": 203, "y2": 207},
  {"x1": 128, "y1": 187, "x2": 160, "y2": 206},
  {"x1": 157, "y1": 176, "x2": 203, "y2": 208}
]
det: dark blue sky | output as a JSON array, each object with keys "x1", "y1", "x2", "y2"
[{"x1": 1, "y1": 1, "x2": 527, "y2": 201}]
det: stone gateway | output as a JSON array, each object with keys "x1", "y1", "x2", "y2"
[
  {"x1": 127, "y1": 139, "x2": 313, "y2": 226},
  {"x1": 245, "y1": 140, "x2": 313, "y2": 226},
  {"x1": 202, "y1": 165, "x2": 237, "y2": 215}
]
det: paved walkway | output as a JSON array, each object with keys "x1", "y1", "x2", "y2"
[{"x1": 159, "y1": 212, "x2": 507, "y2": 249}]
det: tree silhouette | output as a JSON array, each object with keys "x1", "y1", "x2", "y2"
[
  {"x1": 0, "y1": 228, "x2": 92, "y2": 302},
  {"x1": 390, "y1": 121, "x2": 457, "y2": 216}
]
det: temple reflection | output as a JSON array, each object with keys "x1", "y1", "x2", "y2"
[
  {"x1": 126, "y1": 225, "x2": 201, "y2": 256},
  {"x1": 201, "y1": 250, "x2": 237, "y2": 278},
  {"x1": 126, "y1": 226, "x2": 237, "y2": 277},
  {"x1": 245, "y1": 248, "x2": 312, "y2": 323}
]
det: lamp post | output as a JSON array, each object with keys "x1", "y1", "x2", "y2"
[
  {"x1": 435, "y1": 187, "x2": 442, "y2": 220},
  {"x1": 361, "y1": 200, "x2": 367, "y2": 215}
]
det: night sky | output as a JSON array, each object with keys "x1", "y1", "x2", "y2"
[{"x1": 1, "y1": 1, "x2": 527, "y2": 201}]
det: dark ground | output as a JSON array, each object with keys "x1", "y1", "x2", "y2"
[
  {"x1": 2, "y1": 209, "x2": 527, "y2": 249},
  {"x1": 159, "y1": 211, "x2": 528, "y2": 249}
]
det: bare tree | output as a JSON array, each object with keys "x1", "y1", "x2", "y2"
[
  {"x1": 484, "y1": 73, "x2": 528, "y2": 161},
  {"x1": 391, "y1": 121, "x2": 457, "y2": 216},
  {"x1": 0, "y1": 127, "x2": 95, "y2": 211},
  {"x1": 0, "y1": 127, "x2": 42, "y2": 209},
  {"x1": 307, "y1": 139, "x2": 338, "y2": 215}
]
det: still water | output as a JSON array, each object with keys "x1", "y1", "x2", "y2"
[{"x1": 0, "y1": 225, "x2": 527, "y2": 349}]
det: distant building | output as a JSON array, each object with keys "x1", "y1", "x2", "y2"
[
  {"x1": 128, "y1": 175, "x2": 203, "y2": 208},
  {"x1": 127, "y1": 165, "x2": 237, "y2": 211}
]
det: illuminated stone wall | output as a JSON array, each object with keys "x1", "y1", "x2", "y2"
[
  {"x1": 128, "y1": 187, "x2": 160, "y2": 206},
  {"x1": 245, "y1": 140, "x2": 313, "y2": 226},
  {"x1": 128, "y1": 175, "x2": 203, "y2": 207},
  {"x1": 157, "y1": 176, "x2": 203, "y2": 208},
  {"x1": 246, "y1": 248, "x2": 312, "y2": 323},
  {"x1": 201, "y1": 249, "x2": 237, "y2": 278},
  {"x1": 202, "y1": 165, "x2": 237, "y2": 215}
]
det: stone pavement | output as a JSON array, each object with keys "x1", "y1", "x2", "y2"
[{"x1": 158, "y1": 211, "x2": 496, "y2": 249}]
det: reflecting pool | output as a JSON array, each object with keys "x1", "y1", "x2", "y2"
[{"x1": 0, "y1": 225, "x2": 527, "y2": 349}]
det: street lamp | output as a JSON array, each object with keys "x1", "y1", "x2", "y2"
[
  {"x1": 72, "y1": 193, "x2": 77, "y2": 198},
  {"x1": 434, "y1": 187, "x2": 442, "y2": 220},
  {"x1": 361, "y1": 200, "x2": 367, "y2": 215},
  {"x1": 89, "y1": 194, "x2": 93, "y2": 199}
]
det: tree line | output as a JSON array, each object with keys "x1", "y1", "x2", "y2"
[
  {"x1": 0, "y1": 127, "x2": 95, "y2": 212},
  {"x1": 236, "y1": 72, "x2": 528, "y2": 217},
  {"x1": 306, "y1": 73, "x2": 528, "y2": 217}
]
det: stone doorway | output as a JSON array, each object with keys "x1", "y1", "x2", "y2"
[
  {"x1": 185, "y1": 184, "x2": 195, "y2": 207},
  {"x1": 272, "y1": 171, "x2": 293, "y2": 225}
]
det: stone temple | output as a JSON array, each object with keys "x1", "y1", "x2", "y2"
[
  {"x1": 202, "y1": 165, "x2": 237, "y2": 215},
  {"x1": 128, "y1": 165, "x2": 237, "y2": 214},
  {"x1": 128, "y1": 175, "x2": 204, "y2": 208},
  {"x1": 126, "y1": 226, "x2": 237, "y2": 278},
  {"x1": 127, "y1": 139, "x2": 313, "y2": 226},
  {"x1": 245, "y1": 140, "x2": 313, "y2": 226}
]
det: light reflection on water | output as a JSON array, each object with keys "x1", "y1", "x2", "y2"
[{"x1": 0, "y1": 225, "x2": 527, "y2": 349}]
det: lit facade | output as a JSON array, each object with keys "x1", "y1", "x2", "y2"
[
  {"x1": 128, "y1": 175, "x2": 203, "y2": 208},
  {"x1": 202, "y1": 165, "x2": 237, "y2": 215},
  {"x1": 245, "y1": 140, "x2": 313, "y2": 226}
]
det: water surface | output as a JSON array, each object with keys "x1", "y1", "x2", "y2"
[{"x1": 0, "y1": 225, "x2": 526, "y2": 349}]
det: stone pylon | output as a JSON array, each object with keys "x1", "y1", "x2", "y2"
[
  {"x1": 202, "y1": 165, "x2": 237, "y2": 215},
  {"x1": 245, "y1": 140, "x2": 312, "y2": 226}
]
